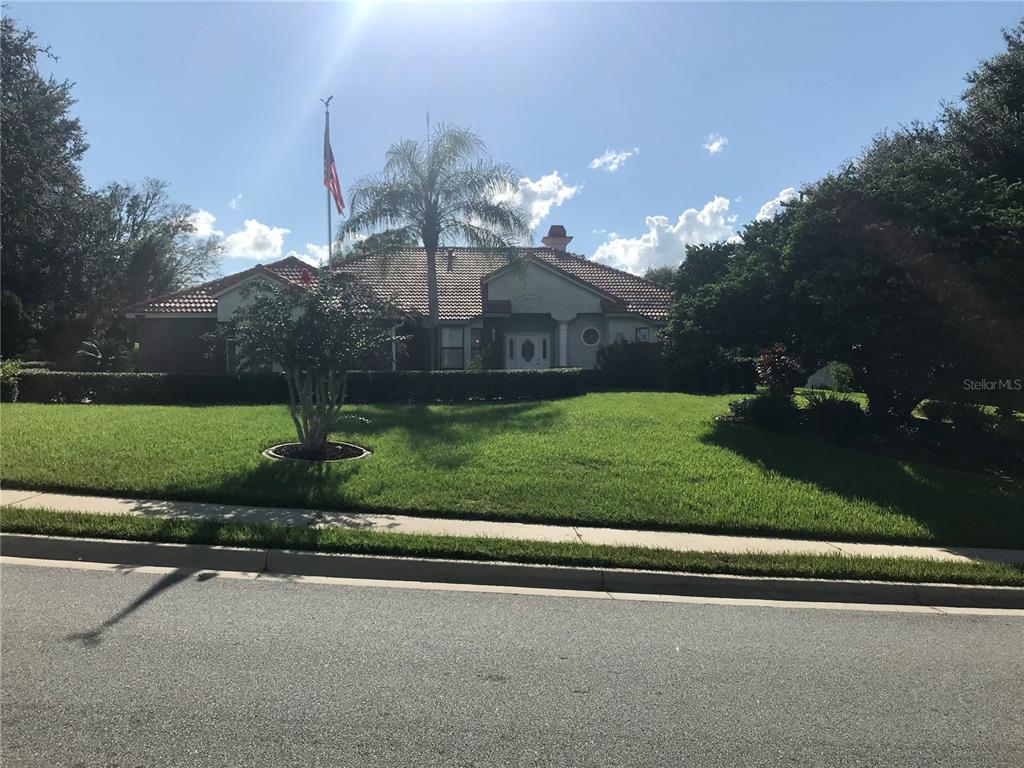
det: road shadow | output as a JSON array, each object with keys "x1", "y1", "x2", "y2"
[
  {"x1": 66, "y1": 567, "x2": 209, "y2": 647},
  {"x1": 702, "y1": 420, "x2": 1024, "y2": 550}
]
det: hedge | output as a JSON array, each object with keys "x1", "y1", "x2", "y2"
[{"x1": 3, "y1": 368, "x2": 586, "y2": 405}]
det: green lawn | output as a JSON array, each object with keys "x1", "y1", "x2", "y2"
[
  {"x1": 1, "y1": 393, "x2": 1021, "y2": 547},
  {"x1": 4, "y1": 507, "x2": 1024, "y2": 587}
]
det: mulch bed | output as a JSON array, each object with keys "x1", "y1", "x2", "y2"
[{"x1": 264, "y1": 441, "x2": 368, "y2": 462}]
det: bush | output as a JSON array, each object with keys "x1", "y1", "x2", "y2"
[
  {"x1": 919, "y1": 400, "x2": 952, "y2": 423},
  {"x1": 727, "y1": 394, "x2": 801, "y2": 432},
  {"x1": 802, "y1": 389, "x2": 866, "y2": 443},
  {"x1": 1, "y1": 359, "x2": 22, "y2": 402},
  {"x1": 947, "y1": 401, "x2": 997, "y2": 437},
  {"x1": 594, "y1": 341, "x2": 665, "y2": 390},
  {"x1": 827, "y1": 361, "x2": 856, "y2": 393},
  {"x1": 7, "y1": 369, "x2": 586, "y2": 405},
  {"x1": 755, "y1": 345, "x2": 804, "y2": 396}
]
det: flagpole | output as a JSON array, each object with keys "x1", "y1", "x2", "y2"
[{"x1": 321, "y1": 95, "x2": 334, "y2": 272}]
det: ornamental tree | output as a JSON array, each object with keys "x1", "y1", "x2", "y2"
[{"x1": 227, "y1": 270, "x2": 394, "y2": 458}]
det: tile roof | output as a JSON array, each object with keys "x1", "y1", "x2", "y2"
[
  {"x1": 126, "y1": 249, "x2": 672, "y2": 322},
  {"x1": 124, "y1": 257, "x2": 313, "y2": 315},
  {"x1": 334, "y1": 247, "x2": 672, "y2": 322}
]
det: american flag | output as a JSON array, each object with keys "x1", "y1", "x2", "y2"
[{"x1": 323, "y1": 111, "x2": 345, "y2": 215}]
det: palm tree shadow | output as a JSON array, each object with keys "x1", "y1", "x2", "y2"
[
  {"x1": 337, "y1": 401, "x2": 561, "y2": 470},
  {"x1": 67, "y1": 567, "x2": 201, "y2": 647},
  {"x1": 701, "y1": 420, "x2": 1024, "y2": 548}
]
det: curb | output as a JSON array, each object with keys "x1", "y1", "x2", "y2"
[{"x1": 3, "y1": 533, "x2": 1024, "y2": 610}]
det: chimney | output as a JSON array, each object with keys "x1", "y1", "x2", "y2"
[
  {"x1": 541, "y1": 224, "x2": 572, "y2": 253},
  {"x1": 446, "y1": 247, "x2": 454, "y2": 272}
]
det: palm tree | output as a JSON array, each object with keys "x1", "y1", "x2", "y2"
[{"x1": 340, "y1": 124, "x2": 531, "y2": 369}]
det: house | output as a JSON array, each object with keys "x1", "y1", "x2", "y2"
[{"x1": 124, "y1": 226, "x2": 673, "y2": 372}]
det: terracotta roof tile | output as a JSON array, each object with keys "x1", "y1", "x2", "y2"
[
  {"x1": 127, "y1": 249, "x2": 672, "y2": 322},
  {"x1": 125, "y1": 257, "x2": 311, "y2": 315},
  {"x1": 334, "y1": 247, "x2": 672, "y2": 322}
]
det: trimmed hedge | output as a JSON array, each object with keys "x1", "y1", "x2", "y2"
[{"x1": 4, "y1": 368, "x2": 585, "y2": 405}]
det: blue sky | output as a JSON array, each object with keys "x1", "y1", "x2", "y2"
[{"x1": 11, "y1": 2, "x2": 1022, "y2": 275}]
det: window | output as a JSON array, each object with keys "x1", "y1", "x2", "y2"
[
  {"x1": 581, "y1": 327, "x2": 601, "y2": 347},
  {"x1": 440, "y1": 326, "x2": 465, "y2": 369},
  {"x1": 635, "y1": 327, "x2": 651, "y2": 343}
]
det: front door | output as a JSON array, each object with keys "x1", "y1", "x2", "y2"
[{"x1": 505, "y1": 333, "x2": 550, "y2": 370}]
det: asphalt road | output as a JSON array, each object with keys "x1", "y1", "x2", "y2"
[{"x1": 2, "y1": 562, "x2": 1022, "y2": 768}]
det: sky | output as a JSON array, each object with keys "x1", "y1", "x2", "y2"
[{"x1": 10, "y1": 1, "x2": 1022, "y2": 276}]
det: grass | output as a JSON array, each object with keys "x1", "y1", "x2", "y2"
[
  {"x1": 1, "y1": 393, "x2": 1022, "y2": 548},
  {"x1": 4, "y1": 506, "x2": 1023, "y2": 587}
]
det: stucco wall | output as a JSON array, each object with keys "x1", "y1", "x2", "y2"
[{"x1": 486, "y1": 262, "x2": 605, "y2": 321}]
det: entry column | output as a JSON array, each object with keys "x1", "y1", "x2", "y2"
[{"x1": 558, "y1": 321, "x2": 568, "y2": 367}]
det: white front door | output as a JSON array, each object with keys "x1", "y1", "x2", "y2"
[{"x1": 506, "y1": 333, "x2": 550, "y2": 370}]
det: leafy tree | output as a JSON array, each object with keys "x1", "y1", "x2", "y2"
[
  {"x1": 90, "y1": 179, "x2": 222, "y2": 335},
  {"x1": 0, "y1": 18, "x2": 221, "y2": 361},
  {"x1": 1, "y1": 16, "x2": 90, "y2": 356},
  {"x1": 663, "y1": 21, "x2": 1024, "y2": 420},
  {"x1": 641, "y1": 265, "x2": 677, "y2": 290},
  {"x1": 227, "y1": 272, "x2": 394, "y2": 458},
  {"x1": 341, "y1": 124, "x2": 531, "y2": 368}
]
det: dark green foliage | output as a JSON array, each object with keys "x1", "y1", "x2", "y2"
[
  {"x1": 946, "y1": 402, "x2": 998, "y2": 437},
  {"x1": 802, "y1": 389, "x2": 866, "y2": 444},
  {"x1": 755, "y1": 344, "x2": 805, "y2": 396},
  {"x1": 594, "y1": 340, "x2": 665, "y2": 389},
  {"x1": 0, "y1": 18, "x2": 220, "y2": 361},
  {"x1": 827, "y1": 362, "x2": 856, "y2": 393},
  {"x1": 920, "y1": 400, "x2": 953, "y2": 423},
  {"x1": 727, "y1": 394, "x2": 801, "y2": 432},
  {"x1": 641, "y1": 265, "x2": 677, "y2": 290},
  {"x1": 0, "y1": 360, "x2": 22, "y2": 402},
  {"x1": 662, "y1": 24, "x2": 1024, "y2": 423},
  {"x1": 6, "y1": 368, "x2": 586, "y2": 405}
]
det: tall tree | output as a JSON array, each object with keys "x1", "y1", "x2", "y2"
[
  {"x1": 662, "y1": 21, "x2": 1024, "y2": 419},
  {"x1": 0, "y1": 18, "x2": 221, "y2": 360},
  {"x1": 0, "y1": 16, "x2": 90, "y2": 355},
  {"x1": 91, "y1": 179, "x2": 222, "y2": 329},
  {"x1": 340, "y1": 124, "x2": 530, "y2": 368}
]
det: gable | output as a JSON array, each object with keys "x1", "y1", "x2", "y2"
[
  {"x1": 214, "y1": 274, "x2": 286, "y2": 322},
  {"x1": 484, "y1": 260, "x2": 608, "y2": 322}
]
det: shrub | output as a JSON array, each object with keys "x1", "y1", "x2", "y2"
[
  {"x1": 919, "y1": 400, "x2": 952, "y2": 423},
  {"x1": 947, "y1": 402, "x2": 997, "y2": 437},
  {"x1": 1, "y1": 359, "x2": 22, "y2": 402},
  {"x1": 755, "y1": 345, "x2": 804, "y2": 396},
  {"x1": 8, "y1": 369, "x2": 586, "y2": 405},
  {"x1": 802, "y1": 389, "x2": 866, "y2": 443},
  {"x1": 594, "y1": 341, "x2": 665, "y2": 390},
  {"x1": 727, "y1": 394, "x2": 801, "y2": 432},
  {"x1": 827, "y1": 361, "x2": 856, "y2": 393}
]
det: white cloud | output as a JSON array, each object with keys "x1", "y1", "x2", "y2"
[
  {"x1": 589, "y1": 147, "x2": 638, "y2": 173},
  {"x1": 190, "y1": 209, "x2": 223, "y2": 239},
  {"x1": 286, "y1": 243, "x2": 329, "y2": 267},
  {"x1": 592, "y1": 196, "x2": 739, "y2": 274},
  {"x1": 229, "y1": 193, "x2": 243, "y2": 210},
  {"x1": 703, "y1": 133, "x2": 728, "y2": 154},
  {"x1": 496, "y1": 171, "x2": 580, "y2": 230},
  {"x1": 223, "y1": 219, "x2": 291, "y2": 261},
  {"x1": 754, "y1": 187, "x2": 799, "y2": 221}
]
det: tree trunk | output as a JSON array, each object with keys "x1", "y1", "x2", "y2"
[{"x1": 425, "y1": 244, "x2": 439, "y2": 370}]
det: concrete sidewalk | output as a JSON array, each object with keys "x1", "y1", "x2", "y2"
[{"x1": 3, "y1": 488, "x2": 1023, "y2": 566}]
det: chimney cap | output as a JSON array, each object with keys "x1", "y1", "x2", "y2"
[{"x1": 546, "y1": 225, "x2": 567, "y2": 238}]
